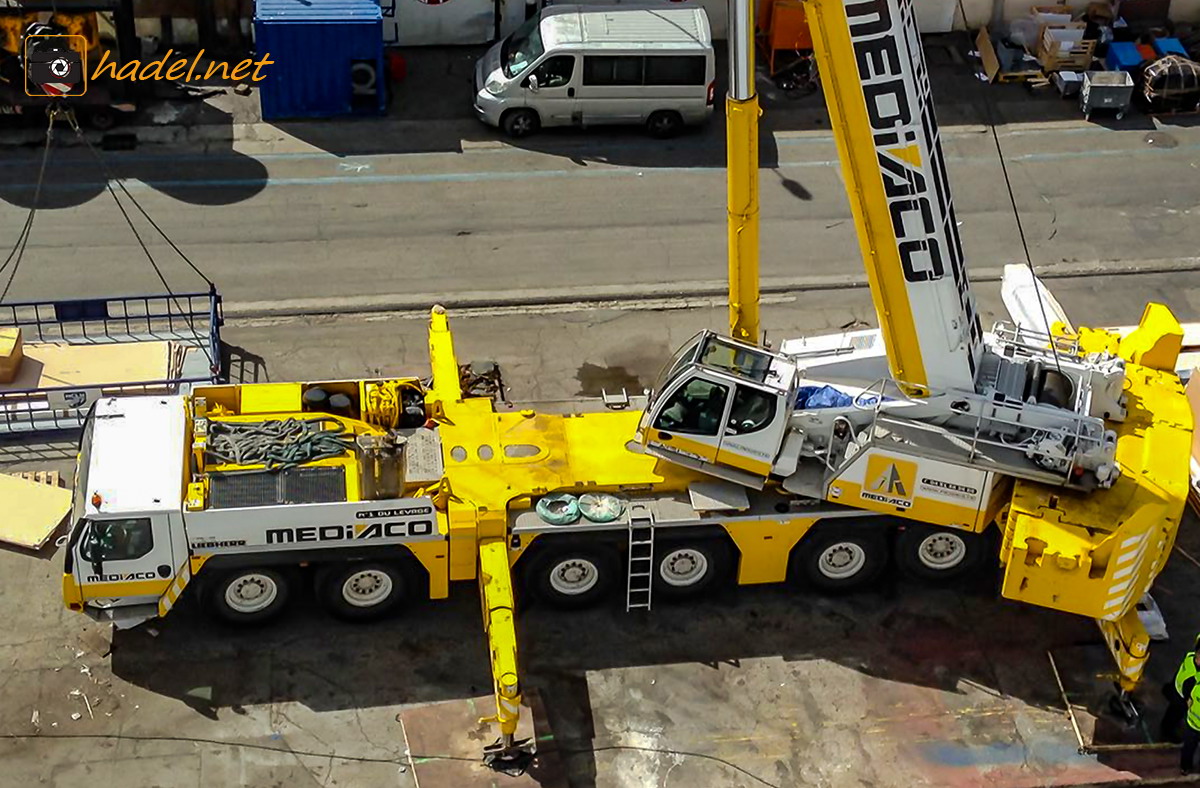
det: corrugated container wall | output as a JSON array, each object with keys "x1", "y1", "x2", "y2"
[{"x1": 254, "y1": 0, "x2": 386, "y2": 120}]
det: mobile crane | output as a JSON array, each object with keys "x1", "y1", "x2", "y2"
[{"x1": 61, "y1": 0, "x2": 1191, "y2": 768}]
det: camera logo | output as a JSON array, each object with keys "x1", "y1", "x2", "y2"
[{"x1": 24, "y1": 34, "x2": 87, "y2": 98}]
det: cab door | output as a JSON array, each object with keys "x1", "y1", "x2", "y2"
[
  {"x1": 644, "y1": 373, "x2": 731, "y2": 465},
  {"x1": 523, "y1": 54, "x2": 579, "y2": 126},
  {"x1": 717, "y1": 383, "x2": 788, "y2": 478},
  {"x1": 72, "y1": 513, "x2": 182, "y2": 606}
]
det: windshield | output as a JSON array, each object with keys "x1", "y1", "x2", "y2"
[
  {"x1": 502, "y1": 16, "x2": 544, "y2": 78},
  {"x1": 699, "y1": 337, "x2": 774, "y2": 384},
  {"x1": 648, "y1": 333, "x2": 704, "y2": 408}
]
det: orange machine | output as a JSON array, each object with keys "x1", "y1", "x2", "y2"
[{"x1": 759, "y1": 0, "x2": 812, "y2": 76}]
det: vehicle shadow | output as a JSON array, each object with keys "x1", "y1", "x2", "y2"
[
  {"x1": 0, "y1": 103, "x2": 268, "y2": 210},
  {"x1": 107, "y1": 543, "x2": 1193, "y2": 786}
]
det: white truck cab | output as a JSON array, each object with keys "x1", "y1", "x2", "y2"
[{"x1": 64, "y1": 396, "x2": 190, "y2": 628}]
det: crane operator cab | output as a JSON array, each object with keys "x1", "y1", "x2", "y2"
[
  {"x1": 639, "y1": 323, "x2": 1128, "y2": 502},
  {"x1": 636, "y1": 331, "x2": 797, "y2": 488}
]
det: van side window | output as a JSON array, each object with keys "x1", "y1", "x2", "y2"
[
  {"x1": 583, "y1": 55, "x2": 644, "y2": 86},
  {"x1": 644, "y1": 56, "x2": 707, "y2": 86},
  {"x1": 532, "y1": 55, "x2": 575, "y2": 88}
]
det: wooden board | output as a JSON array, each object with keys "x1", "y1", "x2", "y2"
[
  {"x1": 978, "y1": 25, "x2": 1047, "y2": 84},
  {"x1": 0, "y1": 472, "x2": 72, "y2": 549},
  {"x1": 0, "y1": 341, "x2": 172, "y2": 392}
]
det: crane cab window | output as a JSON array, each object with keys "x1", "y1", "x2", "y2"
[
  {"x1": 80, "y1": 518, "x2": 154, "y2": 562},
  {"x1": 728, "y1": 385, "x2": 777, "y2": 435},
  {"x1": 654, "y1": 378, "x2": 728, "y2": 436},
  {"x1": 699, "y1": 338, "x2": 772, "y2": 383}
]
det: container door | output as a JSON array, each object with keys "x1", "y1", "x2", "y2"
[{"x1": 523, "y1": 54, "x2": 579, "y2": 125}]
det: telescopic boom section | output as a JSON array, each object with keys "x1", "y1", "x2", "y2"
[
  {"x1": 805, "y1": 0, "x2": 982, "y2": 392},
  {"x1": 727, "y1": 0, "x2": 762, "y2": 346}
]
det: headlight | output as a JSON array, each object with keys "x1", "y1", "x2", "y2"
[{"x1": 485, "y1": 77, "x2": 505, "y2": 96}]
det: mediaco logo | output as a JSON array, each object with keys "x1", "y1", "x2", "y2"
[
  {"x1": 862, "y1": 455, "x2": 917, "y2": 509},
  {"x1": 25, "y1": 34, "x2": 273, "y2": 98}
]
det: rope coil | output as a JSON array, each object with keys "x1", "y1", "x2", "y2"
[{"x1": 206, "y1": 418, "x2": 355, "y2": 470}]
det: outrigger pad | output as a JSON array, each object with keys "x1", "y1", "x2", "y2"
[{"x1": 483, "y1": 738, "x2": 536, "y2": 776}]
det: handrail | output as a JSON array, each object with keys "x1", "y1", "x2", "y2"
[{"x1": 831, "y1": 374, "x2": 1107, "y2": 485}]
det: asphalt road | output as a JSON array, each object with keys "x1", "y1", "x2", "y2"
[{"x1": 2, "y1": 120, "x2": 1200, "y2": 309}]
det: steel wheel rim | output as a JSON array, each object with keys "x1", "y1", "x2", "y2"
[
  {"x1": 514, "y1": 113, "x2": 534, "y2": 134},
  {"x1": 225, "y1": 573, "x2": 278, "y2": 613},
  {"x1": 342, "y1": 569, "x2": 394, "y2": 608},
  {"x1": 651, "y1": 114, "x2": 674, "y2": 133},
  {"x1": 549, "y1": 558, "x2": 599, "y2": 595},
  {"x1": 917, "y1": 532, "x2": 967, "y2": 570},
  {"x1": 659, "y1": 548, "x2": 708, "y2": 587},
  {"x1": 818, "y1": 541, "x2": 866, "y2": 580}
]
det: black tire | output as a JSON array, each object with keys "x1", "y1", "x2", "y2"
[
  {"x1": 316, "y1": 561, "x2": 407, "y2": 621},
  {"x1": 207, "y1": 567, "x2": 291, "y2": 624},
  {"x1": 794, "y1": 526, "x2": 888, "y2": 592},
  {"x1": 653, "y1": 539, "x2": 729, "y2": 600},
  {"x1": 895, "y1": 524, "x2": 986, "y2": 583},
  {"x1": 646, "y1": 110, "x2": 683, "y2": 139},
  {"x1": 525, "y1": 543, "x2": 618, "y2": 610},
  {"x1": 86, "y1": 108, "x2": 117, "y2": 131},
  {"x1": 502, "y1": 108, "x2": 540, "y2": 138}
]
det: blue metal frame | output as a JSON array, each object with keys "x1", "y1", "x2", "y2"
[{"x1": 0, "y1": 287, "x2": 224, "y2": 434}]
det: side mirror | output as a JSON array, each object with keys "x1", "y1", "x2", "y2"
[
  {"x1": 81, "y1": 524, "x2": 104, "y2": 578},
  {"x1": 527, "y1": 74, "x2": 540, "y2": 92}
]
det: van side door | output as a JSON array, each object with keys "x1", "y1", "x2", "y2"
[
  {"x1": 523, "y1": 54, "x2": 579, "y2": 126},
  {"x1": 578, "y1": 54, "x2": 645, "y2": 123}
]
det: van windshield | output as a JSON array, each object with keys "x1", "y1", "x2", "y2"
[{"x1": 502, "y1": 16, "x2": 544, "y2": 78}]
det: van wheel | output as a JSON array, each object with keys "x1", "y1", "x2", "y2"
[
  {"x1": 794, "y1": 526, "x2": 888, "y2": 592},
  {"x1": 647, "y1": 110, "x2": 683, "y2": 139},
  {"x1": 896, "y1": 524, "x2": 986, "y2": 583},
  {"x1": 207, "y1": 567, "x2": 291, "y2": 624},
  {"x1": 317, "y1": 562, "x2": 407, "y2": 621},
  {"x1": 86, "y1": 108, "x2": 117, "y2": 131},
  {"x1": 502, "y1": 108, "x2": 540, "y2": 138}
]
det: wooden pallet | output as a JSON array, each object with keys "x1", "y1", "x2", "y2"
[
  {"x1": 996, "y1": 69, "x2": 1049, "y2": 83},
  {"x1": 7, "y1": 470, "x2": 63, "y2": 488},
  {"x1": 1039, "y1": 47, "x2": 1096, "y2": 72},
  {"x1": 1035, "y1": 24, "x2": 1096, "y2": 72}
]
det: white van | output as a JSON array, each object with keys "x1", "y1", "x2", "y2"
[{"x1": 473, "y1": 4, "x2": 716, "y2": 138}]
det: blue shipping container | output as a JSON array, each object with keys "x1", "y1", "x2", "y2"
[{"x1": 254, "y1": 0, "x2": 386, "y2": 120}]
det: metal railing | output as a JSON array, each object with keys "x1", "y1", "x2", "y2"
[
  {"x1": 847, "y1": 376, "x2": 1105, "y2": 485},
  {"x1": 0, "y1": 289, "x2": 223, "y2": 434},
  {"x1": 991, "y1": 321, "x2": 1084, "y2": 358}
]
